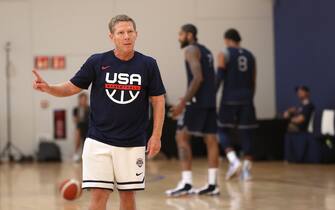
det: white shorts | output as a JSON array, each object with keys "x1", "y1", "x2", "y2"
[{"x1": 82, "y1": 138, "x2": 146, "y2": 191}]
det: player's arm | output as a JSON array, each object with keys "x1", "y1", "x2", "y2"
[
  {"x1": 170, "y1": 46, "x2": 202, "y2": 118},
  {"x1": 283, "y1": 107, "x2": 297, "y2": 118},
  {"x1": 291, "y1": 114, "x2": 305, "y2": 124},
  {"x1": 183, "y1": 45, "x2": 203, "y2": 102},
  {"x1": 33, "y1": 70, "x2": 82, "y2": 97},
  {"x1": 147, "y1": 95, "x2": 165, "y2": 159},
  {"x1": 216, "y1": 51, "x2": 226, "y2": 92}
]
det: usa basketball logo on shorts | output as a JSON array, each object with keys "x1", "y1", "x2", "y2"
[
  {"x1": 105, "y1": 73, "x2": 142, "y2": 104},
  {"x1": 136, "y1": 158, "x2": 144, "y2": 168}
]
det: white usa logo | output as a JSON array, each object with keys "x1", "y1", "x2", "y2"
[{"x1": 105, "y1": 73, "x2": 142, "y2": 104}]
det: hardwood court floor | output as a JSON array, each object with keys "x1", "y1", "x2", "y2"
[{"x1": 0, "y1": 159, "x2": 335, "y2": 210}]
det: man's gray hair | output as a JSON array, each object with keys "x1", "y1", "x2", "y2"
[{"x1": 109, "y1": 14, "x2": 136, "y2": 33}]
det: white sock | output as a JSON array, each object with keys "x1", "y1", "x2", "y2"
[
  {"x1": 182, "y1": 171, "x2": 192, "y2": 184},
  {"x1": 208, "y1": 168, "x2": 218, "y2": 185},
  {"x1": 226, "y1": 151, "x2": 239, "y2": 163},
  {"x1": 243, "y1": 160, "x2": 252, "y2": 170}
]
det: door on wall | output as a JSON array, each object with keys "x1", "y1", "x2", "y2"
[{"x1": 0, "y1": 1, "x2": 33, "y2": 155}]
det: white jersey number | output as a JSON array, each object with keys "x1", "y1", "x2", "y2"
[{"x1": 238, "y1": 55, "x2": 248, "y2": 72}]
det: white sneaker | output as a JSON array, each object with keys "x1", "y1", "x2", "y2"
[
  {"x1": 165, "y1": 181, "x2": 194, "y2": 197},
  {"x1": 72, "y1": 153, "x2": 81, "y2": 162},
  {"x1": 240, "y1": 165, "x2": 252, "y2": 181},
  {"x1": 195, "y1": 184, "x2": 220, "y2": 196},
  {"x1": 225, "y1": 160, "x2": 242, "y2": 180}
]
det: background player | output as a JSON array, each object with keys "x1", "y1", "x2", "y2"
[
  {"x1": 33, "y1": 14, "x2": 166, "y2": 210},
  {"x1": 72, "y1": 92, "x2": 89, "y2": 162},
  {"x1": 216, "y1": 28, "x2": 257, "y2": 181},
  {"x1": 166, "y1": 24, "x2": 220, "y2": 196}
]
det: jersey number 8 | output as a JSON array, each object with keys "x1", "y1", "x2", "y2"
[{"x1": 238, "y1": 56, "x2": 248, "y2": 72}]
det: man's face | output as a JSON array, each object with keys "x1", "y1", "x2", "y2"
[
  {"x1": 178, "y1": 30, "x2": 189, "y2": 48},
  {"x1": 109, "y1": 21, "x2": 137, "y2": 53},
  {"x1": 297, "y1": 89, "x2": 309, "y2": 100}
]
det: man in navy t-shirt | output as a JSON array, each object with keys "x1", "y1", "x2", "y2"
[
  {"x1": 283, "y1": 86, "x2": 315, "y2": 132},
  {"x1": 33, "y1": 14, "x2": 166, "y2": 210}
]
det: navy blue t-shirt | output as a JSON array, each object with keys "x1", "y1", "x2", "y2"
[
  {"x1": 70, "y1": 50, "x2": 166, "y2": 147},
  {"x1": 185, "y1": 43, "x2": 216, "y2": 108},
  {"x1": 219, "y1": 47, "x2": 255, "y2": 105}
]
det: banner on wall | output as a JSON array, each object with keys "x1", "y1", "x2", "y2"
[
  {"x1": 34, "y1": 56, "x2": 49, "y2": 69},
  {"x1": 51, "y1": 56, "x2": 66, "y2": 69},
  {"x1": 54, "y1": 109, "x2": 66, "y2": 140},
  {"x1": 34, "y1": 56, "x2": 66, "y2": 70}
]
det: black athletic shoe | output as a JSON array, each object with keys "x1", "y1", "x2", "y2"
[
  {"x1": 195, "y1": 184, "x2": 220, "y2": 196},
  {"x1": 165, "y1": 181, "x2": 194, "y2": 197}
]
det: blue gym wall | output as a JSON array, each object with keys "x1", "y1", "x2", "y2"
[{"x1": 274, "y1": 0, "x2": 335, "y2": 120}]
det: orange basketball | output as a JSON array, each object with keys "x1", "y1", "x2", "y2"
[{"x1": 59, "y1": 179, "x2": 82, "y2": 200}]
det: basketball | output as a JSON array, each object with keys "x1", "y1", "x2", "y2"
[{"x1": 59, "y1": 179, "x2": 82, "y2": 201}]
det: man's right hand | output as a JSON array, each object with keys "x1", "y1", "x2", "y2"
[{"x1": 32, "y1": 69, "x2": 50, "y2": 92}]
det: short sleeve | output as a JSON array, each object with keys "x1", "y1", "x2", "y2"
[
  {"x1": 70, "y1": 55, "x2": 98, "y2": 89},
  {"x1": 147, "y1": 59, "x2": 166, "y2": 96}
]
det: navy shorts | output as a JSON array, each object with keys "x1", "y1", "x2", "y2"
[
  {"x1": 218, "y1": 104, "x2": 257, "y2": 129},
  {"x1": 178, "y1": 106, "x2": 217, "y2": 136}
]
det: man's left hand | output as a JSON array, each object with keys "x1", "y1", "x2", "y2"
[{"x1": 146, "y1": 136, "x2": 161, "y2": 159}]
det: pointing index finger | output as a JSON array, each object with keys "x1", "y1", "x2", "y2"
[{"x1": 32, "y1": 69, "x2": 42, "y2": 80}]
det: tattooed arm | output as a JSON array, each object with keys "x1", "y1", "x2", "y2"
[{"x1": 171, "y1": 45, "x2": 203, "y2": 118}]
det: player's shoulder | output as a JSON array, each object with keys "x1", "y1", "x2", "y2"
[
  {"x1": 184, "y1": 44, "x2": 202, "y2": 57},
  {"x1": 198, "y1": 43, "x2": 213, "y2": 55},
  {"x1": 219, "y1": 47, "x2": 230, "y2": 55},
  {"x1": 185, "y1": 44, "x2": 198, "y2": 51},
  {"x1": 241, "y1": 48, "x2": 255, "y2": 58}
]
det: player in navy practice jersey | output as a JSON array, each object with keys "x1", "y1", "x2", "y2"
[
  {"x1": 166, "y1": 24, "x2": 220, "y2": 196},
  {"x1": 216, "y1": 29, "x2": 257, "y2": 181},
  {"x1": 32, "y1": 15, "x2": 166, "y2": 210}
]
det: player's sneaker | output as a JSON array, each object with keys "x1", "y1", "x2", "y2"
[
  {"x1": 165, "y1": 181, "x2": 194, "y2": 197},
  {"x1": 225, "y1": 160, "x2": 241, "y2": 180},
  {"x1": 240, "y1": 165, "x2": 252, "y2": 181},
  {"x1": 72, "y1": 153, "x2": 81, "y2": 163},
  {"x1": 195, "y1": 184, "x2": 220, "y2": 196}
]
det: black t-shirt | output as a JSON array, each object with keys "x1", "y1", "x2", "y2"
[
  {"x1": 70, "y1": 50, "x2": 166, "y2": 147},
  {"x1": 295, "y1": 101, "x2": 315, "y2": 131}
]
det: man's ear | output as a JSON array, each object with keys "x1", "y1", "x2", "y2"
[
  {"x1": 109, "y1": 32, "x2": 114, "y2": 41},
  {"x1": 187, "y1": 32, "x2": 192, "y2": 41}
]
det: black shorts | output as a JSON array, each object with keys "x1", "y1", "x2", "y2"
[
  {"x1": 218, "y1": 104, "x2": 257, "y2": 129},
  {"x1": 178, "y1": 106, "x2": 217, "y2": 136}
]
